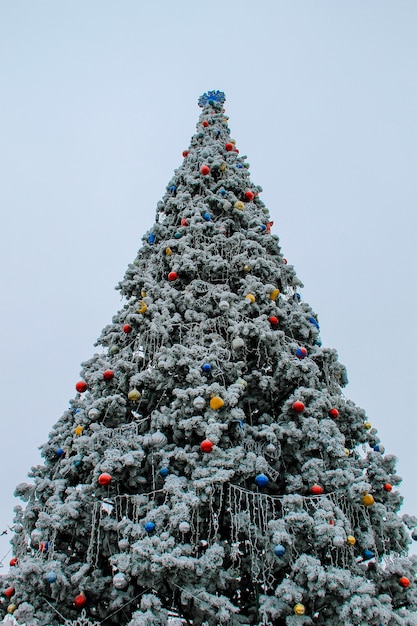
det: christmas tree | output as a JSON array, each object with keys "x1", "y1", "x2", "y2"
[{"x1": 1, "y1": 91, "x2": 417, "y2": 626}]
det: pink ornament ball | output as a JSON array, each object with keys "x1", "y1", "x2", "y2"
[
  {"x1": 245, "y1": 190, "x2": 255, "y2": 201},
  {"x1": 74, "y1": 593, "x2": 87, "y2": 609},
  {"x1": 75, "y1": 381, "x2": 87, "y2": 393},
  {"x1": 292, "y1": 401, "x2": 305, "y2": 413},
  {"x1": 168, "y1": 271, "x2": 178, "y2": 281},
  {"x1": 329, "y1": 408, "x2": 339, "y2": 419},
  {"x1": 225, "y1": 142, "x2": 234, "y2": 151},
  {"x1": 200, "y1": 165, "x2": 210, "y2": 175},
  {"x1": 98, "y1": 473, "x2": 112, "y2": 486},
  {"x1": 310, "y1": 484, "x2": 324, "y2": 495},
  {"x1": 103, "y1": 370, "x2": 114, "y2": 381},
  {"x1": 122, "y1": 324, "x2": 132, "y2": 334},
  {"x1": 201, "y1": 439, "x2": 214, "y2": 453}
]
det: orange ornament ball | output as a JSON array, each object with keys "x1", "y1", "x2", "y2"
[{"x1": 399, "y1": 576, "x2": 410, "y2": 588}]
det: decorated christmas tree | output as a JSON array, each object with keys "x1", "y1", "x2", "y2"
[{"x1": 1, "y1": 91, "x2": 417, "y2": 626}]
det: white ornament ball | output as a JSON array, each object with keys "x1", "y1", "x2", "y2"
[
  {"x1": 223, "y1": 201, "x2": 232, "y2": 210},
  {"x1": 88, "y1": 408, "x2": 100, "y2": 420},
  {"x1": 333, "y1": 535, "x2": 345, "y2": 548},
  {"x1": 118, "y1": 538, "x2": 130, "y2": 551},
  {"x1": 113, "y1": 572, "x2": 128, "y2": 590},
  {"x1": 178, "y1": 521, "x2": 191, "y2": 533},
  {"x1": 219, "y1": 300, "x2": 230, "y2": 311},
  {"x1": 193, "y1": 396, "x2": 206, "y2": 410},
  {"x1": 31, "y1": 529, "x2": 43, "y2": 546},
  {"x1": 151, "y1": 431, "x2": 168, "y2": 448},
  {"x1": 266, "y1": 443, "x2": 277, "y2": 455},
  {"x1": 232, "y1": 337, "x2": 245, "y2": 350}
]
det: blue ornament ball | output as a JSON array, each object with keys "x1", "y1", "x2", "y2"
[
  {"x1": 219, "y1": 188, "x2": 227, "y2": 196},
  {"x1": 56, "y1": 448, "x2": 65, "y2": 458},
  {"x1": 363, "y1": 549, "x2": 374, "y2": 560},
  {"x1": 295, "y1": 347, "x2": 307, "y2": 359},
  {"x1": 309, "y1": 317, "x2": 320, "y2": 330},
  {"x1": 294, "y1": 293, "x2": 301, "y2": 302},
  {"x1": 45, "y1": 571, "x2": 57, "y2": 584},
  {"x1": 255, "y1": 473, "x2": 269, "y2": 487},
  {"x1": 201, "y1": 363, "x2": 211, "y2": 373},
  {"x1": 174, "y1": 232, "x2": 183, "y2": 239},
  {"x1": 148, "y1": 233, "x2": 156, "y2": 244},
  {"x1": 159, "y1": 467, "x2": 169, "y2": 477},
  {"x1": 169, "y1": 185, "x2": 176, "y2": 194},
  {"x1": 274, "y1": 544, "x2": 286, "y2": 557},
  {"x1": 144, "y1": 521, "x2": 155, "y2": 533},
  {"x1": 203, "y1": 212, "x2": 211, "y2": 221}
]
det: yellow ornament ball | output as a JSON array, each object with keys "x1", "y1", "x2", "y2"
[
  {"x1": 294, "y1": 603, "x2": 305, "y2": 616},
  {"x1": 128, "y1": 389, "x2": 141, "y2": 402},
  {"x1": 364, "y1": 421, "x2": 372, "y2": 430},
  {"x1": 7, "y1": 605, "x2": 17, "y2": 614},
  {"x1": 245, "y1": 293, "x2": 256, "y2": 303},
  {"x1": 243, "y1": 265, "x2": 251, "y2": 272},
  {"x1": 347, "y1": 535, "x2": 356, "y2": 545},
  {"x1": 269, "y1": 288, "x2": 280, "y2": 301},
  {"x1": 231, "y1": 139, "x2": 236, "y2": 145},
  {"x1": 362, "y1": 493, "x2": 375, "y2": 506},
  {"x1": 165, "y1": 247, "x2": 172, "y2": 256},
  {"x1": 221, "y1": 162, "x2": 226, "y2": 171},
  {"x1": 136, "y1": 301, "x2": 148, "y2": 314},
  {"x1": 210, "y1": 396, "x2": 225, "y2": 410},
  {"x1": 344, "y1": 448, "x2": 350, "y2": 456},
  {"x1": 234, "y1": 200, "x2": 245, "y2": 211}
]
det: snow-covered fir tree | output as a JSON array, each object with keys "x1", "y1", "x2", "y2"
[{"x1": 1, "y1": 91, "x2": 417, "y2": 626}]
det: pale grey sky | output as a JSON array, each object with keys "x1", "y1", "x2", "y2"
[{"x1": 0, "y1": 1, "x2": 416, "y2": 563}]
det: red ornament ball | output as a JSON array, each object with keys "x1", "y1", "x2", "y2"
[
  {"x1": 168, "y1": 271, "x2": 178, "y2": 281},
  {"x1": 269, "y1": 316, "x2": 279, "y2": 326},
  {"x1": 4, "y1": 588, "x2": 15, "y2": 598},
  {"x1": 329, "y1": 408, "x2": 339, "y2": 419},
  {"x1": 98, "y1": 473, "x2": 112, "y2": 486},
  {"x1": 182, "y1": 150, "x2": 189, "y2": 157},
  {"x1": 233, "y1": 148, "x2": 239, "y2": 153},
  {"x1": 310, "y1": 484, "x2": 324, "y2": 495},
  {"x1": 399, "y1": 576, "x2": 410, "y2": 588},
  {"x1": 383, "y1": 483, "x2": 393, "y2": 492},
  {"x1": 74, "y1": 593, "x2": 87, "y2": 609},
  {"x1": 245, "y1": 190, "x2": 255, "y2": 201},
  {"x1": 292, "y1": 401, "x2": 305, "y2": 413},
  {"x1": 283, "y1": 258, "x2": 288, "y2": 265},
  {"x1": 201, "y1": 439, "x2": 214, "y2": 453},
  {"x1": 225, "y1": 142, "x2": 234, "y2": 151},
  {"x1": 200, "y1": 165, "x2": 210, "y2": 176},
  {"x1": 75, "y1": 381, "x2": 87, "y2": 393},
  {"x1": 9, "y1": 558, "x2": 17, "y2": 567},
  {"x1": 103, "y1": 370, "x2": 114, "y2": 381},
  {"x1": 181, "y1": 218, "x2": 188, "y2": 226},
  {"x1": 122, "y1": 324, "x2": 132, "y2": 334},
  {"x1": 202, "y1": 120, "x2": 209, "y2": 127}
]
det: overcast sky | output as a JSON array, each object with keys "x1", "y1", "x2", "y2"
[{"x1": 0, "y1": 1, "x2": 416, "y2": 563}]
